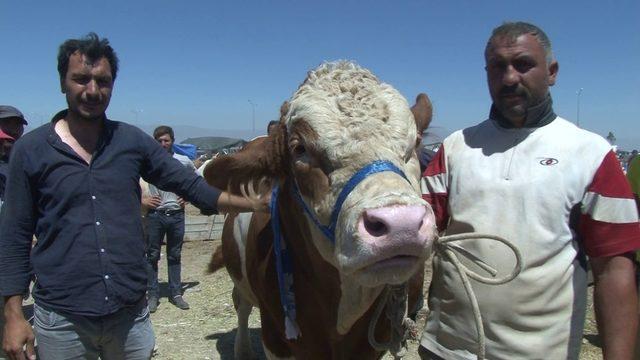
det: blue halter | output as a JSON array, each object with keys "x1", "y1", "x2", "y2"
[
  {"x1": 290, "y1": 160, "x2": 409, "y2": 243},
  {"x1": 269, "y1": 160, "x2": 410, "y2": 339}
]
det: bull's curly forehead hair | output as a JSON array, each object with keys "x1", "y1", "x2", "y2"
[
  {"x1": 486, "y1": 21, "x2": 554, "y2": 64},
  {"x1": 291, "y1": 60, "x2": 394, "y2": 123},
  {"x1": 57, "y1": 32, "x2": 119, "y2": 82}
]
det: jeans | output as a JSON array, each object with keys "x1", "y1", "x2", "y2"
[
  {"x1": 146, "y1": 210, "x2": 186, "y2": 298},
  {"x1": 33, "y1": 302, "x2": 155, "y2": 360}
]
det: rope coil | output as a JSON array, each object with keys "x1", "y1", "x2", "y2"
[{"x1": 367, "y1": 232, "x2": 523, "y2": 360}]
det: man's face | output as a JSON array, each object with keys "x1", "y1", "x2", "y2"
[
  {"x1": 0, "y1": 140, "x2": 13, "y2": 159},
  {"x1": 62, "y1": 51, "x2": 114, "y2": 121},
  {"x1": 485, "y1": 33, "x2": 558, "y2": 126},
  {"x1": 0, "y1": 117, "x2": 24, "y2": 139},
  {"x1": 156, "y1": 134, "x2": 173, "y2": 151}
]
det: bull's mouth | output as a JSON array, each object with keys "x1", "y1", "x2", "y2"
[
  {"x1": 363, "y1": 254, "x2": 420, "y2": 272},
  {"x1": 349, "y1": 253, "x2": 423, "y2": 287}
]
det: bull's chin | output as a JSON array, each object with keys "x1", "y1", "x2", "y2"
[{"x1": 350, "y1": 255, "x2": 422, "y2": 288}]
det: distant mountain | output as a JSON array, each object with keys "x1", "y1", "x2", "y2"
[{"x1": 135, "y1": 123, "x2": 259, "y2": 143}]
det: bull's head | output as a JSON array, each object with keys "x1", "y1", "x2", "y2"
[{"x1": 205, "y1": 61, "x2": 436, "y2": 288}]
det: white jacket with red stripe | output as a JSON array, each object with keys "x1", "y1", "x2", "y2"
[{"x1": 420, "y1": 116, "x2": 640, "y2": 360}]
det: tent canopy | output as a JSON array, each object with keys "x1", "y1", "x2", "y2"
[{"x1": 181, "y1": 136, "x2": 246, "y2": 154}]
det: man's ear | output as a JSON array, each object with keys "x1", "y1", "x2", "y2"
[
  {"x1": 60, "y1": 80, "x2": 67, "y2": 94},
  {"x1": 548, "y1": 61, "x2": 559, "y2": 86}
]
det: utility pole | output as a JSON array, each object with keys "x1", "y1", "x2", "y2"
[
  {"x1": 248, "y1": 99, "x2": 256, "y2": 137},
  {"x1": 131, "y1": 109, "x2": 144, "y2": 123},
  {"x1": 576, "y1": 88, "x2": 583, "y2": 127}
]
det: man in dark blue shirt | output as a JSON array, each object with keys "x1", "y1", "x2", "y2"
[{"x1": 0, "y1": 33, "x2": 267, "y2": 360}]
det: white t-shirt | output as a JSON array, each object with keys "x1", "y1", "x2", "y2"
[
  {"x1": 148, "y1": 152, "x2": 196, "y2": 211},
  {"x1": 420, "y1": 116, "x2": 640, "y2": 360}
]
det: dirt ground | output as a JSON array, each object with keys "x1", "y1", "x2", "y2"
[
  {"x1": 149, "y1": 239, "x2": 603, "y2": 360},
  {"x1": 0, "y1": 239, "x2": 604, "y2": 360}
]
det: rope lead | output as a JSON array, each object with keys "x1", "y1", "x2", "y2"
[{"x1": 367, "y1": 232, "x2": 523, "y2": 360}]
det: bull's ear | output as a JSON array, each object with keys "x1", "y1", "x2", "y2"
[
  {"x1": 203, "y1": 127, "x2": 287, "y2": 196},
  {"x1": 279, "y1": 101, "x2": 290, "y2": 122},
  {"x1": 411, "y1": 93, "x2": 433, "y2": 139}
]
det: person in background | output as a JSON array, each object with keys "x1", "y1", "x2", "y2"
[
  {"x1": 627, "y1": 149, "x2": 638, "y2": 172},
  {"x1": 420, "y1": 22, "x2": 639, "y2": 359},
  {"x1": 0, "y1": 106, "x2": 27, "y2": 209},
  {"x1": 0, "y1": 105, "x2": 27, "y2": 145},
  {"x1": 267, "y1": 120, "x2": 278, "y2": 136},
  {"x1": 0, "y1": 129, "x2": 15, "y2": 210},
  {"x1": 0, "y1": 32, "x2": 268, "y2": 360},
  {"x1": 144, "y1": 125, "x2": 194, "y2": 312}
]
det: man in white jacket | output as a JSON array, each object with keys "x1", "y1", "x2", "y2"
[{"x1": 420, "y1": 21, "x2": 639, "y2": 360}]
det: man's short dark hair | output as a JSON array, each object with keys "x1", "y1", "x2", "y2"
[
  {"x1": 153, "y1": 125, "x2": 174, "y2": 141},
  {"x1": 487, "y1": 22, "x2": 554, "y2": 64},
  {"x1": 267, "y1": 120, "x2": 278, "y2": 131},
  {"x1": 57, "y1": 32, "x2": 119, "y2": 83}
]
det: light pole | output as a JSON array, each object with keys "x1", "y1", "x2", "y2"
[
  {"x1": 131, "y1": 109, "x2": 144, "y2": 123},
  {"x1": 576, "y1": 88, "x2": 583, "y2": 127},
  {"x1": 248, "y1": 99, "x2": 256, "y2": 136}
]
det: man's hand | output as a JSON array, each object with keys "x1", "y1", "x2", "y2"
[
  {"x1": 177, "y1": 197, "x2": 186, "y2": 209},
  {"x1": 142, "y1": 195, "x2": 162, "y2": 209},
  {"x1": 3, "y1": 295, "x2": 36, "y2": 360},
  {"x1": 216, "y1": 191, "x2": 271, "y2": 214}
]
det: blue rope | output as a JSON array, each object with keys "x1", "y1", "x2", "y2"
[
  {"x1": 270, "y1": 185, "x2": 299, "y2": 338},
  {"x1": 291, "y1": 160, "x2": 409, "y2": 243}
]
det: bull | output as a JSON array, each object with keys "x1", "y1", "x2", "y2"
[{"x1": 205, "y1": 61, "x2": 436, "y2": 359}]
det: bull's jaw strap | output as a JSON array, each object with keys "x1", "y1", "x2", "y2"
[
  {"x1": 269, "y1": 160, "x2": 409, "y2": 341},
  {"x1": 290, "y1": 160, "x2": 410, "y2": 243},
  {"x1": 270, "y1": 184, "x2": 301, "y2": 340}
]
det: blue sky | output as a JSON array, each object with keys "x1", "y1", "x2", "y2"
[{"x1": 1, "y1": 1, "x2": 639, "y2": 147}]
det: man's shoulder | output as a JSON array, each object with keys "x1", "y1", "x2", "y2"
[
  {"x1": 13, "y1": 123, "x2": 53, "y2": 152},
  {"x1": 105, "y1": 118, "x2": 146, "y2": 137},
  {"x1": 547, "y1": 116, "x2": 612, "y2": 151},
  {"x1": 441, "y1": 119, "x2": 491, "y2": 146}
]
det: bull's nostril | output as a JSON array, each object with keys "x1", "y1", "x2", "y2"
[{"x1": 363, "y1": 215, "x2": 388, "y2": 237}]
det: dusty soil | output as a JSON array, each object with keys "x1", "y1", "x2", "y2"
[{"x1": 150, "y1": 239, "x2": 603, "y2": 360}]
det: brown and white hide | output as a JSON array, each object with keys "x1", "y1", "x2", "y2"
[{"x1": 205, "y1": 61, "x2": 436, "y2": 360}]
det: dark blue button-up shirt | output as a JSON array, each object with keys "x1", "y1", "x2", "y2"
[{"x1": 0, "y1": 110, "x2": 220, "y2": 316}]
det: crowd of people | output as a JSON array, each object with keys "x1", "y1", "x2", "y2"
[{"x1": 0, "y1": 21, "x2": 638, "y2": 360}]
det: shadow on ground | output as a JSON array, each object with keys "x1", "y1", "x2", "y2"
[
  {"x1": 583, "y1": 334, "x2": 602, "y2": 349},
  {"x1": 205, "y1": 327, "x2": 266, "y2": 360}
]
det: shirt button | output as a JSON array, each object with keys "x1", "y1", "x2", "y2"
[
  {"x1": 100, "y1": 248, "x2": 105, "y2": 253},
  {"x1": 96, "y1": 221, "x2": 101, "y2": 226},
  {"x1": 104, "y1": 275, "x2": 110, "y2": 279},
  {"x1": 105, "y1": 296, "x2": 109, "y2": 301},
  {"x1": 91, "y1": 195, "x2": 96, "y2": 200}
]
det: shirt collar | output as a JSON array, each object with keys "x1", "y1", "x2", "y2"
[
  {"x1": 47, "y1": 109, "x2": 116, "y2": 155},
  {"x1": 490, "y1": 94, "x2": 556, "y2": 129}
]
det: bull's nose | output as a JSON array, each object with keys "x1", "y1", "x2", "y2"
[{"x1": 358, "y1": 205, "x2": 433, "y2": 246}]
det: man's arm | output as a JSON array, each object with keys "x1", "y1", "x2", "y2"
[
  {"x1": 142, "y1": 134, "x2": 269, "y2": 214},
  {"x1": 2, "y1": 295, "x2": 35, "y2": 360},
  {"x1": 590, "y1": 254, "x2": 638, "y2": 360}
]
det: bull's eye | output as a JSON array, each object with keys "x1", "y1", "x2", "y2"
[{"x1": 293, "y1": 144, "x2": 306, "y2": 156}]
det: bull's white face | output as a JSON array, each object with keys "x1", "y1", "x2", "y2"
[{"x1": 284, "y1": 61, "x2": 436, "y2": 288}]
